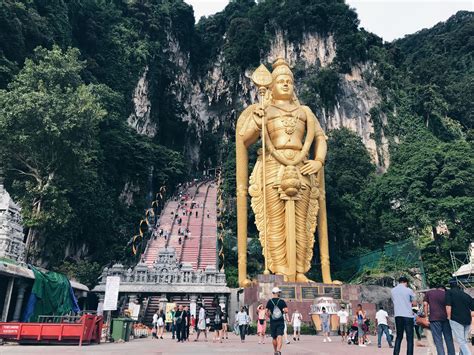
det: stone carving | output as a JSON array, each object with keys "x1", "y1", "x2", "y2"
[
  {"x1": 99, "y1": 247, "x2": 226, "y2": 286},
  {"x1": 0, "y1": 177, "x2": 25, "y2": 262}
]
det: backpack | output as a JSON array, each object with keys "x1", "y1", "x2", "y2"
[{"x1": 271, "y1": 299, "x2": 283, "y2": 321}]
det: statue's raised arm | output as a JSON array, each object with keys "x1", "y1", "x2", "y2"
[{"x1": 235, "y1": 58, "x2": 332, "y2": 286}]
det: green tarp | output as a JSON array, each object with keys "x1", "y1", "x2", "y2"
[{"x1": 24, "y1": 266, "x2": 76, "y2": 322}]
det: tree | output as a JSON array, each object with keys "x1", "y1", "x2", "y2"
[
  {"x1": 0, "y1": 46, "x2": 105, "y2": 262},
  {"x1": 324, "y1": 128, "x2": 376, "y2": 268}
]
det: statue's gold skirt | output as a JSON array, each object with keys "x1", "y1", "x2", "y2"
[{"x1": 249, "y1": 151, "x2": 320, "y2": 275}]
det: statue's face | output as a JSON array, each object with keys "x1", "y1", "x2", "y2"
[{"x1": 272, "y1": 74, "x2": 294, "y2": 100}]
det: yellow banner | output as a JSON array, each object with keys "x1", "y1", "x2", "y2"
[{"x1": 165, "y1": 302, "x2": 176, "y2": 323}]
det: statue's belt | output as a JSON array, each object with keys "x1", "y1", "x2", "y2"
[{"x1": 257, "y1": 148, "x2": 307, "y2": 162}]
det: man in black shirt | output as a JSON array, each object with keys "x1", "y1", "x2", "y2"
[
  {"x1": 183, "y1": 305, "x2": 190, "y2": 341},
  {"x1": 174, "y1": 305, "x2": 186, "y2": 343},
  {"x1": 446, "y1": 281, "x2": 474, "y2": 355},
  {"x1": 266, "y1": 287, "x2": 288, "y2": 355}
]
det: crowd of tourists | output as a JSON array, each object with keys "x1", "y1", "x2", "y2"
[
  {"x1": 331, "y1": 277, "x2": 473, "y2": 355},
  {"x1": 147, "y1": 279, "x2": 472, "y2": 355}
]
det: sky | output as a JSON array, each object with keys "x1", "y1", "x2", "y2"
[{"x1": 184, "y1": 0, "x2": 473, "y2": 42}]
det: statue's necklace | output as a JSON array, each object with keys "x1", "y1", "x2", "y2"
[
  {"x1": 264, "y1": 105, "x2": 315, "y2": 166},
  {"x1": 271, "y1": 104, "x2": 300, "y2": 136}
]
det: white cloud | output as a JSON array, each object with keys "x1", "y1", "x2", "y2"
[
  {"x1": 184, "y1": 0, "x2": 473, "y2": 41},
  {"x1": 346, "y1": 0, "x2": 473, "y2": 41},
  {"x1": 184, "y1": 0, "x2": 229, "y2": 22}
]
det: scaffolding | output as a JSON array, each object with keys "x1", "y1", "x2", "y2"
[{"x1": 450, "y1": 242, "x2": 474, "y2": 289}]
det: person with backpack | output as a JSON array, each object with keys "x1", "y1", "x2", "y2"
[
  {"x1": 213, "y1": 307, "x2": 224, "y2": 343},
  {"x1": 266, "y1": 287, "x2": 289, "y2": 355}
]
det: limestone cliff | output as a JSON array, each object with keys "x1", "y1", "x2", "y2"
[{"x1": 128, "y1": 30, "x2": 390, "y2": 171}]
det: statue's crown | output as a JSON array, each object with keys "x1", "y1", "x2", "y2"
[{"x1": 271, "y1": 58, "x2": 293, "y2": 80}]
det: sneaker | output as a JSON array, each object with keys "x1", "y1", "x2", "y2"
[
  {"x1": 286, "y1": 341, "x2": 290, "y2": 344},
  {"x1": 378, "y1": 345, "x2": 381, "y2": 348},
  {"x1": 328, "y1": 337, "x2": 332, "y2": 342},
  {"x1": 298, "y1": 337, "x2": 300, "y2": 341},
  {"x1": 323, "y1": 339, "x2": 327, "y2": 343},
  {"x1": 293, "y1": 337, "x2": 296, "y2": 341}
]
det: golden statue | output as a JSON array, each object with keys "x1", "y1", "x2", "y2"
[{"x1": 236, "y1": 58, "x2": 332, "y2": 286}]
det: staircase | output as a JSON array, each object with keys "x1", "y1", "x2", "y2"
[
  {"x1": 143, "y1": 183, "x2": 200, "y2": 266},
  {"x1": 143, "y1": 296, "x2": 160, "y2": 326},
  {"x1": 177, "y1": 183, "x2": 207, "y2": 268}
]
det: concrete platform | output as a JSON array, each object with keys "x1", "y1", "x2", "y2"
[{"x1": 0, "y1": 333, "x2": 439, "y2": 354}]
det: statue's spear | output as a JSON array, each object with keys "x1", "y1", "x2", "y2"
[{"x1": 251, "y1": 64, "x2": 273, "y2": 276}]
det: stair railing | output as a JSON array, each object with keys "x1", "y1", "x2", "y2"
[{"x1": 196, "y1": 183, "x2": 211, "y2": 270}]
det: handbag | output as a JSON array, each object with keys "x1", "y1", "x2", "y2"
[{"x1": 415, "y1": 315, "x2": 430, "y2": 329}]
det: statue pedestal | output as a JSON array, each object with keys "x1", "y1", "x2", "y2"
[{"x1": 242, "y1": 274, "x2": 392, "y2": 331}]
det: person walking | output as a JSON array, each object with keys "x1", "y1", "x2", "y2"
[
  {"x1": 222, "y1": 308, "x2": 229, "y2": 340},
  {"x1": 213, "y1": 307, "x2": 224, "y2": 343},
  {"x1": 356, "y1": 304, "x2": 366, "y2": 347},
  {"x1": 283, "y1": 312, "x2": 291, "y2": 344},
  {"x1": 337, "y1": 305, "x2": 349, "y2": 343},
  {"x1": 446, "y1": 281, "x2": 474, "y2": 355},
  {"x1": 376, "y1": 306, "x2": 394, "y2": 348},
  {"x1": 391, "y1": 276, "x2": 417, "y2": 355},
  {"x1": 233, "y1": 310, "x2": 240, "y2": 336},
  {"x1": 291, "y1": 309, "x2": 302, "y2": 341},
  {"x1": 423, "y1": 285, "x2": 455, "y2": 355},
  {"x1": 194, "y1": 305, "x2": 207, "y2": 342},
  {"x1": 266, "y1": 287, "x2": 289, "y2": 355},
  {"x1": 321, "y1": 307, "x2": 331, "y2": 343},
  {"x1": 152, "y1": 310, "x2": 159, "y2": 339},
  {"x1": 257, "y1": 303, "x2": 267, "y2": 344},
  {"x1": 157, "y1": 309, "x2": 165, "y2": 339},
  {"x1": 237, "y1": 307, "x2": 248, "y2": 343}
]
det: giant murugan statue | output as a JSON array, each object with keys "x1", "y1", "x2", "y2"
[{"x1": 236, "y1": 58, "x2": 332, "y2": 286}]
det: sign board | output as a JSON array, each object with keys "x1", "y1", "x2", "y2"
[
  {"x1": 128, "y1": 302, "x2": 141, "y2": 320},
  {"x1": 301, "y1": 286, "x2": 320, "y2": 299},
  {"x1": 279, "y1": 286, "x2": 296, "y2": 299},
  {"x1": 323, "y1": 286, "x2": 342, "y2": 300},
  {"x1": 103, "y1": 276, "x2": 121, "y2": 311}
]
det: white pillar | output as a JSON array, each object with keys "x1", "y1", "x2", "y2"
[{"x1": 97, "y1": 293, "x2": 105, "y2": 316}]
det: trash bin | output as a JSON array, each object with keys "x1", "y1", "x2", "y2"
[{"x1": 111, "y1": 318, "x2": 134, "y2": 342}]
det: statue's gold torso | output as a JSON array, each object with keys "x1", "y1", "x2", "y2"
[{"x1": 266, "y1": 103, "x2": 306, "y2": 150}]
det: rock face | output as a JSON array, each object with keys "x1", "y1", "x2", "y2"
[
  {"x1": 129, "y1": 30, "x2": 390, "y2": 170},
  {"x1": 0, "y1": 178, "x2": 25, "y2": 263},
  {"x1": 127, "y1": 67, "x2": 156, "y2": 138}
]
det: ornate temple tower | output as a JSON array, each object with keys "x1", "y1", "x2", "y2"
[{"x1": 0, "y1": 174, "x2": 25, "y2": 263}]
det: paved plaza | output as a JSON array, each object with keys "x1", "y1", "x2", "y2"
[{"x1": 0, "y1": 333, "x2": 439, "y2": 355}]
